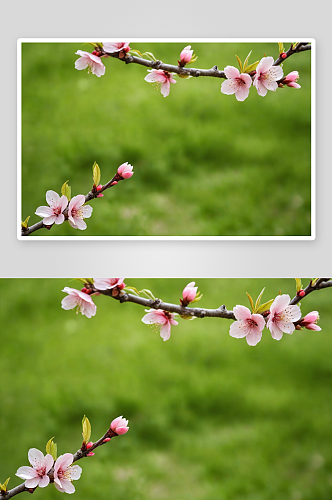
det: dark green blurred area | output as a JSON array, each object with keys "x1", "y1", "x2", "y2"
[
  {"x1": 1, "y1": 278, "x2": 331, "y2": 499},
  {"x1": 21, "y1": 42, "x2": 311, "y2": 236}
]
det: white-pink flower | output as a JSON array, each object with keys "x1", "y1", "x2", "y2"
[
  {"x1": 144, "y1": 69, "x2": 176, "y2": 97},
  {"x1": 229, "y1": 305, "x2": 266, "y2": 346},
  {"x1": 68, "y1": 195, "x2": 92, "y2": 230},
  {"x1": 16, "y1": 448, "x2": 53, "y2": 489},
  {"x1": 267, "y1": 294, "x2": 301, "y2": 340},
  {"x1": 117, "y1": 162, "x2": 134, "y2": 179},
  {"x1": 103, "y1": 42, "x2": 131, "y2": 54},
  {"x1": 253, "y1": 56, "x2": 283, "y2": 96},
  {"x1": 221, "y1": 66, "x2": 252, "y2": 102},
  {"x1": 93, "y1": 278, "x2": 125, "y2": 290},
  {"x1": 61, "y1": 287, "x2": 97, "y2": 318},
  {"x1": 110, "y1": 416, "x2": 129, "y2": 435},
  {"x1": 181, "y1": 281, "x2": 197, "y2": 306},
  {"x1": 54, "y1": 454, "x2": 82, "y2": 494},
  {"x1": 283, "y1": 71, "x2": 301, "y2": 88},
  {"x1": 179, "y1": 45, "x2": 193, "y2": 65},
  {"x1": 35, "y1": 190, "x2": 68, "y2": 226},
  {"x1": 75, "y1": 50, "x2": 105, "y2": 77},
  {"x1": 142, "y1": 309, "x2": 178, "y2": 341},
  {"x1": 301, "y1": 311, "x2": 321, "y2": 331}
]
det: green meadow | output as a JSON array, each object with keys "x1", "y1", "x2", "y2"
[
  {"x1": 1, "y1": 278, "x2": 331, "y2": 499},
  {"x1": 21, "y1": 42, "x2": 312, "y2": 236}
]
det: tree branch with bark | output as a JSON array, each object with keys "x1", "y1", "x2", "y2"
[{"x1": 61, "y1": 278, "x2": 330, "y2": 345}]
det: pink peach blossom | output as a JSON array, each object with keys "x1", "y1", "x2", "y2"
[
  {"x1": 61, "y1": 287, "x2": 97, "y2": 318},
  {"x1": 229, "y1": 305, "x2": 266, "y2": 346},
  {"x1": 267, "y1": 294, "x2": 301, "y2": 340},
  {"x1": 144, "y1": 69, "x2": 176, "y2": 97},
  {"x1": 221, "y1": 66, "x2": 252, "y2": 101},
  {"x1": 301, "y1": 311, "x2": 321, "y2": 331},
  {"x1": 181, "y1": 281, "x2": 198, "y2": 306},
  {"x1": 283, "y1": 71, "x2": 301, "y2": 88},
  {"x1": 35, "y1": 190, "x2": 68, "y2": 226},
  {"x1": 103, "y1": 42, "x2": 131, "y2": 54},
  {"x1": 253, "y1": 56, "x2": 283, "y2": 96},
  {"x1": 93, "y1": 278, "x2": 125, "y2": 290},
  {"x1": 117, "y1": 162, "x2": 134, "y2": 179},
  {"x1": 54, "y1": 454, "x2": 82, "y2": 494},
  {"x1": 179, "y1": 46, "x2": 193, "y2": 65},
  {"x1": 110, "y1": 416, "x2": 129, "y2": 435},
  {"x1": 142, "y1": 309, "x2": 178, "y2": 341},
  {"x1": 16, "y1": 449, "x2": 54, "y2": 489},
  {"x1": 68, "y1": 195, "x2": 92, "y2": 230},
  {"x1": 75, "y1": 50, "x2": 105, "y2": 77}
]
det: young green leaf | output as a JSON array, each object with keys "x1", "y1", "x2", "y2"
[
  {"x1": 255, "y1": 288, "x2": 265, "y2": 312},
  {"x1": 244, "y1": 60, "x2": 260, "y2": 73},
  {"x1": 142, "y1": 52, "x2": 157, "y2": 62},
  {"x1": 235, "y1": 55, "x2": 243, "y2": 73},
  {"x1": 278, "y1": 42, "x2": 286, "y2": 54},
  {"x1": 46, "y1": 437, "x2": 57, "y2": 461},
  {"x1": 92, "y1": 161, "x2": 101, "y2": 187},
  {"x1": 61, "y1": 180, "x2": 71, "y2": 201},
  {"x1": 123, "y1": 286, "x2": 140, "y2": 296},
  {"x1": 242, "y1": 51, "x2": 252, "y2": 71},
  {"x1": 0, "y1": 478, "x2": 10, "y2": 492},
  {"x1": 256, "y1": 299, "x2": 274, "y2": 314},
  {"x1": 139, "y1": 289, "x2": 156, "y2": 300},
  {"x1": 295, "y1": 278, "x2": 303, "y2": 292},
  {"x1": 82, "y1": 415, "x2": 91, "y2": 444},
  {"x1": 191, "y1": 292, "x2": 203, "y2": 303},
  {"x1": 246, "y1": 292, "x2": 255, "y2": 313},
  {"x1": 21, "y1": 216, "x2": 30, "y2": 229}
]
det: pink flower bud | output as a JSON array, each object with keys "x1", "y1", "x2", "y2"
[
  {"x1": 179, "y1": 45, "x2": 193, "y2": 65},
  {"x1": 117, "y1": 162, "x2": 134, "y2": 179},
  {"x1": 86, "y1": 452, "x2": 95, "y2": 457},
  {"x1": 298, "y1": 289, "x2": 305, "y2": 297},
  {"x1": 96, "y1": 185, "x2": 103, "y2": 191},
  {"x1": 86, "y1": 442, "x2": 94, "y2": 449},
  {"x1": 103, "y1": 437, "x2": 111, "y2": 443},
  {"x1": 283, "y1": 71, "x2": 301, "y2": 89},
  {"x1": 110, "y1": 416, "x2": 129, "y2": 435},
  {"x1": 111, "y1": 181, "x2": 118, "y2": 185},
  {"x1": 301, "y1": 311, "x2": 321, "y2": 331},
  {"x1": 281, "y1": 52, "x2": 287, "y2": 59},
  {"x1": 181, "y1": 281, "x2": 198, "y2": 305}
]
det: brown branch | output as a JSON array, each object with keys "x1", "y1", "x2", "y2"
[
  {"x1": 21, "y1": 171, "x2": 123, "y2": 237},
  {"x1": 290, "y1": 279, "x2": 332, "y2": 305},
  {"x1": 1, "y1": 425, "x2": 121, "y2": 499},
  {"x1": 102, "y1": 42, "x2": 311, "y2": 78}
]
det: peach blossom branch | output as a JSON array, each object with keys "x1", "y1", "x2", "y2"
[{"x1": 103, "y1": 42, "x2": 311, "y2": 78}]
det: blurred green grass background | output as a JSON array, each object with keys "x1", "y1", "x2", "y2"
[
  {"x1": 1, "y1": 278, "x2": 331, "y2": 499},
  {"x1": 21, "y1": 42, "x2": 311, "y2": 236}
]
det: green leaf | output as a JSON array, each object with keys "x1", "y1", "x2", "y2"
[
  {"x1": 139, "y1": 289, "x2": 156, "y2": 300},
  {"x1": 244, "y1": 60, "x2": 260, "y2": 73},
  {"x1": 242, "y1": 51, "x2": 252, "y2": 71},
  {"x1": 189, "y1": 54, "x2": 198, "y2": 64},
  {"x1": 311, "y1": 278, "x2": 318, "y2": 286},
  {"x1": 254, "y1": 288, "x2": 265, "y2": 312},
  {"x1": 129, "y1": 49, "x2": 143, "y2": 58},
  {"x1": 278, "y1": 42, "x2": 285, "y2": 54},
  {"x1": 295, "y1": 278, "x2": 303, "y2": 292},
  {"x1": 0, "y1": 478, "x2": 10, "y2": 492},
  {"x1": 235, "y1": 55, "x2": 242, "y2": 73},
  {"x1": 21, "y1": 215, "x2": 30, "y2": 229},
  {"x1": 123, "y1": 286, "x2": 140, "y2": 296},
  {"x1": 82, "y1": 415, "x2": 91, "y2": 444},
  {"x1": 92, "y1": 161, "x2": 101, "y2": 186},
  {"x1": 46, "y1": 437, "x2": 57, "y2": 461},
  {"x1": 61, "y1": 180, "x2": 71, "y2": 201},
  {"x1": 246, "y1": 292, "x2": 254, "y2": 313},
  {"x1": 191, "y1": 292, "x2": 203, "y2": 303},
  {"x1": 256, "y1": 299, "x2": 274, "y2": 314},
  {"x1": 142, "y1": 51, "x2": 157, "y2": 62}
]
